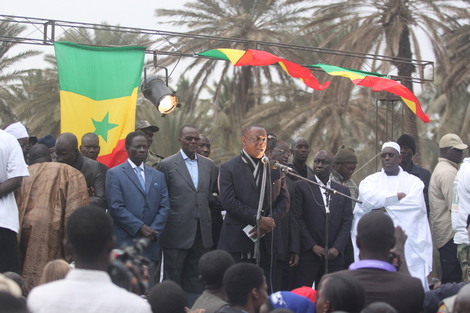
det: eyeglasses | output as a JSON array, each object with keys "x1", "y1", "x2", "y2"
[
  {"x1": 380, "y1": 152, "x2": 398, "y2": 159},
  {"x1": 273, "y1": 148, "x2": 291, "y2": 157},
  {"x1": 182, "y1": 136, "x2": 201, "y2": 142}
]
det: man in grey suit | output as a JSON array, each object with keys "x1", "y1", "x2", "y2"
[
  {"x1": 106, "y1": 131, "x2": 170, "y2": 287},
  {"x1": 157, "y1": 125, "x2": 217, "y2": 300}
]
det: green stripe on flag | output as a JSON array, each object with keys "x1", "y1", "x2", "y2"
[
  {"x1": 196, "y1": 49, "x2": 231, "y2": 61},
  {"x1": 309, "y1": 64, "x2": 387, "y2": 78},
  {"x1": 54, "y1": 41, "x2": 145, "y2": 100}
]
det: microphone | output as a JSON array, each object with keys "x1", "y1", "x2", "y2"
[
  {"x1": 271, "y1": 161, "x2": 292, "y2": 172},
  {"x1": 261, "y1": 156, "x2": 270, "y2": 164}
]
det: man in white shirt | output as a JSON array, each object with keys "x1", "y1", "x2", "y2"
[
  {"x1": 0, "y1": 129, "x2": 29, "y2": 273},
  {"x1": 452, "y1": 155, "x2": 470, "y2": 282},
  {"x1": 352, "y1": 142, "x2": 432, "y2": 290},
  {"x1": 27, "y1": 205, "x2": 151, "y2": 313}
]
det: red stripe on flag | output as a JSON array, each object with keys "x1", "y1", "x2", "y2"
[{"x1": 97, "y1": 138, "x2": 127, "y2": 168}]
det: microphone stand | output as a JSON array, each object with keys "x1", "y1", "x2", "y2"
[{"x1": 280, "y1": 168, "x2": 361, "y2": 275}]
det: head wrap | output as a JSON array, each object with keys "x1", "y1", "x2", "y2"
[
  {"x1": 38, "y1": 134, "x2": 56, "y2": 148},
  {"x1": 334, "y1": 147, "x2": 357, "y2": 164},
  {"x1": 396, "y1": 134, "x2": 416, "y2": 155},
  {"x1": 269, "y1": 291, "x2": 315, "y2": 313},
  {"x1": 4, "y1": 122, "x2": 29, "y2": 139},
  {"x1": 381, "y1": 142, "x2": 400, "y2": 154}
]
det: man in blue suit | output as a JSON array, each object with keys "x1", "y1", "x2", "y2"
[{"x1": 106, "y1": 131, "x2": 170, "y2": 286}]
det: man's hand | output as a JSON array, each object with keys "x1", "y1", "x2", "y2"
[
  {"x1": 312, "y1": 245, "x2": 325, "y2": 258},
  {"x1": 289, "y1": 253, "x2": 299, "y2": 267},
  {"x1": 390, "y1": 226, "x2": 409, "y2": 274},
  {"x1": 258, "y1": 216, "x2": 276, "y2": 233},
  {"x1": 140, "y1": 224, "x2": 157, "y2": 238},
  {"x1": 397, "y1": 192, "x2": 406, "y2": 200},
  {"x1": 327, "y1": 248, "x2": 339, "y2": 260}
]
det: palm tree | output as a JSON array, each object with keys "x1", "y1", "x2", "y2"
[
  {"x1": 0, "y1": 20, "x2": 40, "y2": 126},
  {"x1": 291, "y1": 0, "x2": 469, "y2": 158},
  {"x1": 12, "y1": 25, "x2": 153, "y2": 136},
  {"x1": 154, "y1": 0, "x2": 308, "y2": 138}
]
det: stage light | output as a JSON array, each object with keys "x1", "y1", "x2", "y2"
[{"x1": 141, "y1": 76, "x2": 179, "y2": 116}]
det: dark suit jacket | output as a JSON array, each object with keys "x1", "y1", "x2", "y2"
[
  {"x1": 157, "y1": 152, "x2": 217, "y2": 250},
  {"x1": 106, "y1": 160, "x2": 170, "y2": 261},
  {"x1": 294, "y1": 179, "x2": 352, "y2": 256},
  {"x1": 218, "y1": 155, "x2": 289, "y2": 257},
  {"x1": 334, "y1": 269, "x2": 424, "y2": 313}
]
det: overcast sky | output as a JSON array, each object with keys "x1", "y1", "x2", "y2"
[{"x1": 3, "y1": 0, "x2": 188, "y2": 30}]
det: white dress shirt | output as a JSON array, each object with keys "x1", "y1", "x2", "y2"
[{"x1": 27, "y1": 269, "x2": 151, "y2": 313}]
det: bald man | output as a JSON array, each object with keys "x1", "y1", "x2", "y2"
[
  {"x1": 293, "y1": 150, "x2": 353, "y2": 288},
  {"x1": 80, "y1": 132, "x2": 108, "y2": 180},
  {"x1": 56, "y1": 133, "x2": 105, "y2": 208}
]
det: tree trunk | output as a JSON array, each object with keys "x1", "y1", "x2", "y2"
[{"x1": 396, "y1": 24, "x2": 422, "y2": 164}]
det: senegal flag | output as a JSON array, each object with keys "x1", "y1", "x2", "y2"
[{"x1": 54, "y1": 41, "x2": 145, "y2": 167}]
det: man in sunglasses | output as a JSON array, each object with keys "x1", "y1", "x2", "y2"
[
  {"x1": 429, "y1": 134, "x2": 468, "y2": 284},
  {"x1": 351, "y1": 141, "x2": 432, "y2": 290},
  {"x1": 157, "y1": 125, "x2": 217, "y2": 304}
]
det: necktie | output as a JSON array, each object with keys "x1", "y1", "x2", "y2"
[{"x1": 134, "y1": 167, "x2": 145, "y2": 190}]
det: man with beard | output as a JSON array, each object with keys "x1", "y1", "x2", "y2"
[
  {"x1": 351, "y1": 142, "x2": 432, "y2": 290},
  {"x1": 293, "y1": 150, "x2": 353, "y2": 288},
  {"x1": 396, "y1": 134, "x2": 431, "y2": 214},
  {"x1": 56, "y1": 133, "x2": 106, "y2": 209}
]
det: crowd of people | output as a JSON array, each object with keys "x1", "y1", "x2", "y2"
[{"x1": 0, "y1": 119, "x2": 469, "y2": 313}]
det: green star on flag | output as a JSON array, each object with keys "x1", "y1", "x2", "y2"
[{"x1": 92, "y1": 112, "x2": 118, "y2": 142}]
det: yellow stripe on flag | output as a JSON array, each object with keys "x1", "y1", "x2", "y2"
[
  {"x1": 60, "y1": 87, "x2": 138, "y2": 155},
  {"x1": 217, "y1": 49, "x2": 246, "y2": 65}
]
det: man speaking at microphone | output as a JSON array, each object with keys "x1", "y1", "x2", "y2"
[{"x1": 217, "y1": 125, "x2": 289, "y2": 292}]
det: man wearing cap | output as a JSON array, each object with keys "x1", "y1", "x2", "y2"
[
  {"x1": 452, "y1": 141, "x2": 470, "y2": 282},
  {"x1": 330, "y1": 146, "x2": 359, "y2": 201},
  {"x1": 136, "y1": 120, "x2": 164, "y2": 168},
  {"x1": 429, "y1": 134, "x2": 468, "y2": 283},
  {"x1": 351, "y1": 141, "x2": 432, "y2": 290},
  {"x1": 330, "y1": 146, "x2": 359, "y2": 269},
  {"x1": 38, "y1": 134, "x2": 57, "y2": 162},
  {"x1": 4, "y1": 122, "x2": 32, "y2": 164},
  {"x1": 397, "y1": 134, "x2": 431, "y2": 214}
]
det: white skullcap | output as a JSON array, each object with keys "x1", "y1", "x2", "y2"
[
  {"x1": 4, "y1": 122, "x2": 29, "y2": 139},
  {"x1": 382, "y1": 141, "x2": 400, "y2": 154}
]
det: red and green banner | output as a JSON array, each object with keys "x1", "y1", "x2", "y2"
[
  {"x1": 54, "y1": 41, "x2": 145, "y2": 167},
  {"x1": 309, "y1": 64, "x2": 430, "y2": 123},
  {"x1": 197, "y1": 49, "x2": 330, "y2": 90}
]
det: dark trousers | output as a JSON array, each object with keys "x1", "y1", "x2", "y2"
[
  {"x1": 0, "y1": 227, "x2": 20, "y2": 274},
  {"x1": 163, "y1": 224, "x2": 208, "y2": 295},
  {"x1": 294, "y1": 249, "x2": 344, "y2": 289},
  {"x1": 438, "y1": 239, "x2": 462, "y2": 284}
]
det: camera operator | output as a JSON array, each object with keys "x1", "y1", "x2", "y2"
[{"x1": 27, "y1": 205, "x2": 152, "y2": 313}]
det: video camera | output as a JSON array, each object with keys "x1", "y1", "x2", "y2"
[{"x1": 108, "y1": 237, "x2": 152, "y2": 296}]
